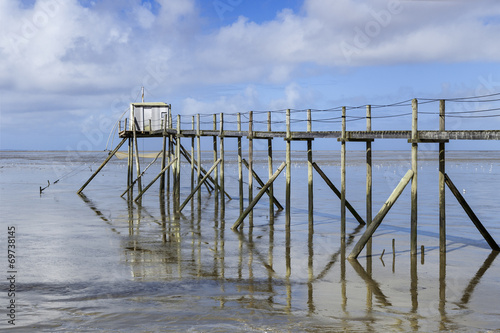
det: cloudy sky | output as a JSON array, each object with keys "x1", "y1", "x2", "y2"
[{"x1": 0, "y1": 0, "x2": 499, "y2": 150}]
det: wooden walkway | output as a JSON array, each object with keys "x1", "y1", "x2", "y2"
[
  {"x1": 120, "y1": 129, "x2": 500, "y2": 141},
  {"x1": 79, "y1": 97, "x2": 500, "y2": 260}
]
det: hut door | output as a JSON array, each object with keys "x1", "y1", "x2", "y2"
[{"x1": 144, "y1": 107, "x2": 152, "y2": 131}]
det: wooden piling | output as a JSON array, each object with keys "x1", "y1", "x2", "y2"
[
  {"x1": 286, "y1": 109, "x2": 291, "y2": 229},
  {"x1": 213, "y1": 114, "x2": 219, "y2": 202},
  {"x1": 307, "y1": 109, "x2": 313, "y2": 220},
  {"x1": 197, "y1": 114, "x2": 201, "y2": 201},
  {"x1": 168, "y1": 112, "x2": 173, "y2": 194},
  {"x1": 366, "y1": 105, "x2": 372, "y2": 225},
  {"x1": 175, "y1": 114, "x2": 181, "y2": 208},
  {"x1": 220, "y1": 112, "x2": 225, "y2": 212},
  {"x1": 411, "y1": 98, "x2": 418, "y2": 256},
  {"x1": 238, "y1": 113, "x2": 243, "y2": 214},
  {"x1": 127, "y1": 137, "x2": 133, "y2": 188},
  {"x1": 341, "y1": 106, "x2": 347, "y2": 238},
  {"x1": 160, "y1": 113, "x2": 168, "y2": 194},
  {"x1": 191, "y1": 115, "x2": 195, "y2": 191},
  {"x1": 268, "y1": 111, "x2": 274, "y2": 216},
  {"x1": 439, "y1": 100, "x2": 446, "y2": 252},
  {"x1": 133, "y1": 107, "x2": 142, "y2": 193},
  {"x1": 248, "y1": 111, "x2": 254, "y2": 224}
]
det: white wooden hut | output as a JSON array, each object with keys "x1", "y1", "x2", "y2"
[{"x1": 129, "y1": 102, "x2": 171, "y2": 132}]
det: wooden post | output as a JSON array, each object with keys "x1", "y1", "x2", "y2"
[
  {"x1": 348, "y1": 169, "x2": 414, "y2": 259},
  {"x1": 439, "y1": 100, "x2": 446, "y2": 252},
  {"x1": 307, "y1": 109, "x2": 313, "y2": 220},
  {"x1": 341, "y1": 106, "x2": 346, "y2": 238},
  {"x1": 220, "y1": 112, "x2": 225, "y2": 212},
  {"x1": 175, "y1": 114, "x2": 181, "y2": 208},
  {"x1": 191, "y1": 115, "x2": 195, "y2": 191},
  {"x1": 132, "y1": 106, "x2": 142, "y2": 193},
  {"x1": 268, "y1": 111, "x2": 274, "y2": 216},
  {"x1": 444, "y1": 174, "x2": 500, "y2": 251},
  {"x1": 77, "y1": 138, "x2": 127, "y2": 194},
  {"x1": 411, "y1": 99, "x2": 418, "y2": 256},
  {"x1": 366, "y1": 105, "x2": 372, "y2": 226},
  {"x1": 238, "y1": 113, "x2": 243, "y2": 214},
  {"x1": 160, "y1": 113, "x2": 168, "y2": 194},
  {"x1": 197, "y1": 114, "x2": 202, "y2": 201},
  {"x1": 127, "y1": 137, "x2": 133, "y2": 188},
  {"x1": 168, "y1": 112, "x2": 173, "y2": 194},
  {"x1": 213, "y1": 114, "x2": 218, "y2": 202},
  {"x1": 232, "y1": 162, "x2": 286, "y2": 230},
  {"x1": 286, "y1": 109, "x2": 291, "y2": 229},
  {"x1": 248, "y1": 111, "x2": 254, "y2": 224}
]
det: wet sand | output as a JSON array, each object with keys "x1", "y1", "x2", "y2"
[{"x1": 0, "y1": 150, "x2": 499, "y2": 332}]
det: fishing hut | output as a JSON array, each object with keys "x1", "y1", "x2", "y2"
[{"x1": 77, "y1": 94, "x2": 500, "y2": 260}]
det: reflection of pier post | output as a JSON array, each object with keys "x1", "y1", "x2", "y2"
[
  {"x1": 439, "y1": 251, "x2": 447, "y2": 330},
  {"x1": 459, "y1": 251, "x2": 499, "y2": 306},
  {"x1": 410, "y1": 255, "x2": 419, "y2": 330}
]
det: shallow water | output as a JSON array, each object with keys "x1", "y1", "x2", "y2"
[{"x1": 1, "y1": 150, "x2": 499, "y2": 332}]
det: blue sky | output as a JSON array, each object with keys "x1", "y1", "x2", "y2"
[{"x1": 0, "y1": 0, "x2": 499, "y2": 150}]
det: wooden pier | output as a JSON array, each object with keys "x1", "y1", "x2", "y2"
[{"x1": 78, "y1": 97, "x2": 500, "y2": 258}]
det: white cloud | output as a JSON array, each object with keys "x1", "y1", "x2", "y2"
[
  {"x1": 2, "y1": 0, "x2": 499, "y2": 95},
  {"x1": 0, "y1": 0, "x2": 499, "y2": 149}
]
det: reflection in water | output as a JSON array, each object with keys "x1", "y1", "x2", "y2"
[
  {"x1": 459, "y1": 251, "x2": 499, "y2": 306},
  {"x1": 78, "y1": 191, "x2": 500, "y2": 332}
]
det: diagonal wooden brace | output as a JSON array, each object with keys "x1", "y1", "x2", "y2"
[
  {"x1": 232, "y1": 162, "x2": 286, "y2": 230},
  {"x1": 242, "y1": 158, "x2": 283, "y2": 211},
  {"x1": 134, "y1": 158, "x2": 178, "y2": 202},
  {"x1": 179, "y1": 158, "x2": 222, "y2": 212},
  {"x1": 348, "y1": 169, "x2": 414, "y2": 259},
  {"x1": 312, "y1": 162, "x2": 365, "y2": 225}
]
